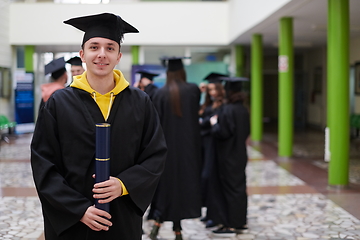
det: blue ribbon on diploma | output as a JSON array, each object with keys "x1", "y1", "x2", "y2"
[{"x1": 95, "y1": 123, "x2": 110, "y2": 213}]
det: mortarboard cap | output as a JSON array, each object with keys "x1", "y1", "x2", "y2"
[
  {"x1": 63, "y1": 13, "x2": 139, "y2": 46},
  {"x1": 136, "y1": 70, "x2": 159, "y2": 81},
  {"x1": 204, "y1": 72, "x2": 228, "y2": 84},
  {"x1": 45, "y1": 57, "x2": 67, "y2": 79},
  {"x1": 161, "y1": 56, "x2": 191, "y2": 72},
  {"x1": 219, "y1": 76, "x2": 249, "y2": 92},
  {"x1": 66, "y1": 56, "x2": 83, "y2": 66}
]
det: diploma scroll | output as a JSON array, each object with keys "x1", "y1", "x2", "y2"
[{"x1": 95, "y1": 123, "x2": 111, "y2": 213}]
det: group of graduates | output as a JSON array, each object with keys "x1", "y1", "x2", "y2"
[
  {"x1": 136, "y1": 63, "x2": 250, "y2": 239},
  {"x1": 31, "y1": 11, "x2": 250, "y2": 240}
]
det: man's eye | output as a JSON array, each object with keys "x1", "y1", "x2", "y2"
[
  {"x1": 90, "y1": 46, "x2": 97, "y2": 49},
  {"x1": 108, "y1": 47, "x2": 114, "y2": 51}
]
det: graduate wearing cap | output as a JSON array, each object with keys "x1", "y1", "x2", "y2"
[
  {"x1": 136, "y1": 70, "x2": 159, "y2": 99},
  {"x1": 148, "y1": 57, "x2": 202, "y2": 240},
  {"x1": 198, "y1": 72, "x2": 226, "y2": 228},
  {"x1": 40, "y1": 57, "x2": 68, "y2": 110},
  {"x1": 209, "y1": 76, "x2": 250, "y2": 237},
  {"x1": 31, "y1": 13, "x2": 166, "y2": 240},
  {"x1": 66, "y1": 56, "x2": 85, "y2": 77}
]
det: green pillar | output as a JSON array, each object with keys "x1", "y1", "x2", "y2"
[
  {"x1": 278, "y1": 17, "x2": 294, "y2": 157},
  {"x1": 25, "y1": 45, "x2": 35, "y2": 72},
  {"x1": 327, "y1": 0, "x2": 349, "y2": 187},
  {"x1": 251, "y1": 34, "x2": 263, "y2": 142},
  {"x1": 131, "y1": 45, "x2": 140, "y2": 65},
  {"x1": 235, "y1": 45, "x2": 245, "y2": 77}
]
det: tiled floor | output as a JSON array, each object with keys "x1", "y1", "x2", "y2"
[{"x1": 1, "y1": 131, "x2": 360, "y2": 240}]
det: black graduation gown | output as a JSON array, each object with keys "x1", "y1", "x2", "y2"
[
  {"x1": 210, "y1": 101, "x2": 250, "y2": 228},
  {"x1": 199, "y1": 105, "x2": 220, "y2": 207},
  {"x1": 31, "y1": 86, "x2": 167, "y2": 240},
  {"x1": 144, "y1": 83, "x2": 158, "y2": 100},
  {"x1": 149, "y1": 82, "x2": 202, "y2": 222}
]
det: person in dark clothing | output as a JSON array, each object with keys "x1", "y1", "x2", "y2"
[
  {"x1": 148, "y1": 57, "x2": 202, "y2": 240},
  {"x1": 39, "y1": 57, "x2": 68, "y2": 110},
  {"x1": 31, "y1": 13, "x2": 167, "y2": 240},
  {"x1": 136, "y1": 70, "x2": 159, "y2": 99},
  {"x1": 198, "y1": 72, "x2": 226, "y2": 228},
  {"x1": 209, "y1": 76, "x2": 250, "y2": 238}
]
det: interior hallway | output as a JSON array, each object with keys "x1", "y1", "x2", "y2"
[{"x1": 1, "y1": 129, "x2": 360, "y2": 240}]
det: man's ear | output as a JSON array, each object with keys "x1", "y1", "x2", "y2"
[
  {"x1": 117, "y1": 52, "x2": 122, "y2": 64},
  {"x1": 79, "y1": 49, "x2": 85, "y2": 63}
]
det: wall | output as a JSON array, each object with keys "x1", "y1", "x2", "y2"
[
  {"x1": 0, "y1": 2, "x2": 11, "y2": 68},
  {"x1": 9, "y1": 2, "x2": 229, "y2": 46},
  {"x1": 228, "y1": 0, "x2": 291, "y2": 42},
  {"x1": 350, "y1": 37, "x2": 360, "y2": 114},
  {"x1": 304, "y1": 47, "x2": 326, "y2": 129},
  {"x1": 0, "y1": 2, "x2": 13, "y2": 118}
]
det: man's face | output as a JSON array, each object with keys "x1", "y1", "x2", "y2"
[
  {"x1": 71, "y1": 65, "x2": 85, "y2": 77},
  {"x1": 79, "y1": 37, "x2": 122, "y2": 78}
]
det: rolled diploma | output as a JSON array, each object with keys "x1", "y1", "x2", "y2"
[{"x1": 95, "y1": 123, "x2": 110, "y2": 213}]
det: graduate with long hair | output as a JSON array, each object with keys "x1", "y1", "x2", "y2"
[
  {"x1": 148, "y1": 57, "x2": 202, "y2": 240},
  {"x1": 198, "y1": 72, "x2": 226, "y2": 228}
]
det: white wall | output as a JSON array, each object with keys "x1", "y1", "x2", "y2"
[
  {"x1": 0, "y1": 2, "x2": 11, "y2": 68},
  {"x1": 228, "y1": 0, "x2": 291, "y2": 42},
  {"x1": 0, "y1": 2, "x2": 13, "y2": 118},
  {"x1": 9, "y1": 2, "x2": 229, "y2": 46}
]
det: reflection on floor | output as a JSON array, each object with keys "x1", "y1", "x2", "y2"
[{"x1": 1, "y1": 133, "x2": 360, "y2": 239}]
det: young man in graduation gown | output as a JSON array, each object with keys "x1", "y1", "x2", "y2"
[
  {"x1": 66, "y1": 56, "x2": 85, "y2": 77},
  {"x1": 148, "y1": 57, "x2": 202, "y2": 240},
  {"x1": 30, "y1": 13, "x2": 167, "y2": 240},
  {"x1": 209, "y1": 76, "x2": 250, "y2": 237},
  {"x1": 136, "y1": 70, "x2": 159, "y2": 100}
]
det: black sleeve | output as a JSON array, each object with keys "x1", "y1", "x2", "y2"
[
  {"x1": 31, "y1": 100, "x2": 92, "y2": 235},
  {"x1": 211, "y1": 105, "x2": 235, "y2": 140}
]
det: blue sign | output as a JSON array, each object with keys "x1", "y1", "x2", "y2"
[{"x1": 15, "y1": 72, "x2": 34, "y2": 124}]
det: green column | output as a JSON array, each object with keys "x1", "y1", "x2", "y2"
[
  {"x1": 235, "y1": 45, "x2": 245, "y2": 77},
  {"x1": 278, "y1": 17, "x2": 294, "y2": 157},
  {"x1": 251, "y1": 34, "x2": 263, "y2": 142},
  {"x1": 25, "y1": 45, "x2": 35, "y2": 72},
  {"x1": 327, "y1": 0, "x2": 349, "y2": 187},
  {"x1": 131, "y1": 45, "x2": 140, "y2": 65}
]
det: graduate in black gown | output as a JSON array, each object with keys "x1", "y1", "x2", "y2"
[
  {"x1": 31, "y1": 13, "x2": 167, "y2": 240},
  {"x1": 209, "y1": 76, "x2": 250, "y2": 237},
  {"x1": 148, "y1": 57, "x2": 202, "y2": 240},
  {"x1": 136, "y1": 70, "x2": 159, "y2": 100},
  {"x1": 39, "y1": 57, "x2": 68, "y2": 111},
  {"x1": 66, "y1": 56, "x2": 85, "y2": 78},
  {"x1": 198, "y1": 72, "x2": 226, "y2": 228}
]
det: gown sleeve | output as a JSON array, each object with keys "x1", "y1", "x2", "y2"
[
  {"x1": 211, "y1": 105, "x2": 235, "y2": 140},
  {"x1": 30, "y1": 101, "x2": 93, "y2": 235},
  {"x1": 212, "y1": 104, "x2": 250, "y2": 141}
]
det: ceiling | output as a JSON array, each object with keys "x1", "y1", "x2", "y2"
[{"x1": 233, "y1": 0, "x2": 360, "y2": 49}]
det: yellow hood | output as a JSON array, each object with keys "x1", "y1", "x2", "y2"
[
  {"x1": 70, "y1": 70, "x2": 129, "y2": 120},
  {"x1": 70, "y1": 69, "x2": 129, "y2": 95}
]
